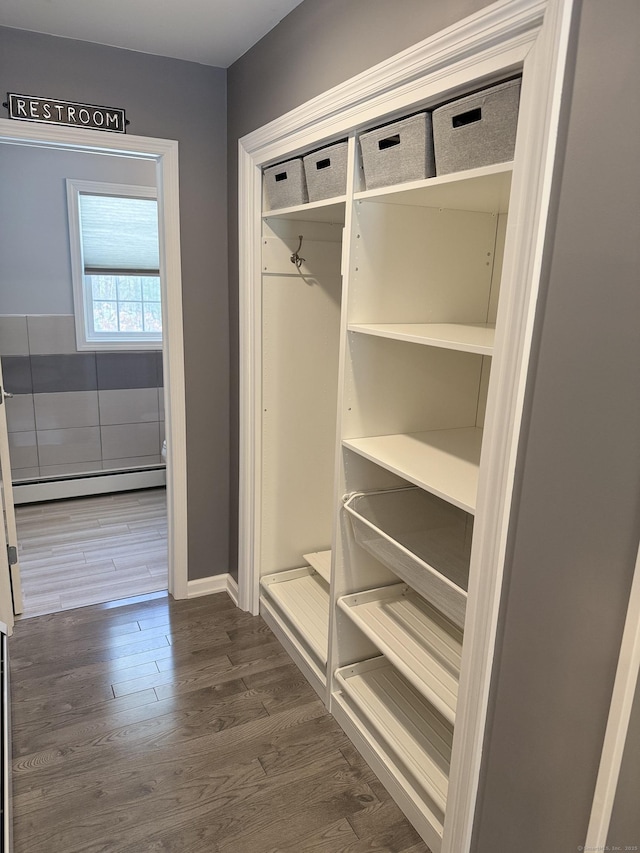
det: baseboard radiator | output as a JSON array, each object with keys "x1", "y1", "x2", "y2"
[{"x1": 12, "y1": 466, "x2": 166, "y2": 505}]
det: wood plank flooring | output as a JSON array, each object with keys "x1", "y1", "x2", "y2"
[
  {"x1": 9, "y1": 591, "x2": 431, "y2": 853},
  {"x1": 15, "y1": 489, "x2": 168, "y2": 618}
]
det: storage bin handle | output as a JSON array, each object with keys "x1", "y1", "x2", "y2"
[
  {"x1": 275, "y1": 170, "x2": 288, "y2": 182},
  {"x1": 452, "y1": 107, "x2": 482, "y2": 128},
  {"x1": 378, "y1": 133, "x2": 401, "y2": 151},
  {"x1": 316, "y1": 157, "x2": 331, "y2": 170}
]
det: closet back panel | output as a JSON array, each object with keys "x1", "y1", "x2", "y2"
[
  {"x1": 343, "y1": 334, "x2": 485, "y2": 438},
  {"x1": 261, "y1": 220, "x2": 342, "y2": 575},
  {"x1": 349, "y1": 204, "x2": 498, "y2": 324}
]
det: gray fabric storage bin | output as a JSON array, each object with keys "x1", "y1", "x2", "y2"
[
  {"x1": 263, "y1": 158, "x2": 308, "y2": 210},
  {"x1": 433, "y1": 78, "x2": 521, "y2": 175},
  {"x1": 303, "y1": 141, "x2": 348, "y2": 201},
  {"x1": 359, "y1": 113, "x2": 435, "y2": 190}
]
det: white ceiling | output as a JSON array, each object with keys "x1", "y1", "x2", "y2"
[{"x1": 0, "y1": 0, "x2": 306, "y2": 68}]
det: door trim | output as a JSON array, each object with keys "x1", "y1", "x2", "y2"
[
  {"x1": 0, "y1": 483, "x2": 14, "y2": 634},
  {"x1": 0, "y1": 361, "x2": 23, "y2": 615},
  {"x1": 0, "y1": 119, "x2": 188, "y2": 600}
]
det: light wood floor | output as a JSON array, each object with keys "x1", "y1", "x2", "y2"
[
  {"x1": 15, "y1": 489, "x2": 168, "y2": 619},
  {"x1": 9, "y1": 591, "x2": 430, "y2": 853}
]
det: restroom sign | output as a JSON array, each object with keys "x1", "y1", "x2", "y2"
[{"x1": 5, "y1": 93, "x2": 127, "y2": 133}]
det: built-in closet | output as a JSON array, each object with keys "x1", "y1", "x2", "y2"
[
  {"x1": 258, "y1": 150, "x2": 511, "y2": 852},
  {"x1": 238, "y1": 2, "x2": 575, "y2": 850}
]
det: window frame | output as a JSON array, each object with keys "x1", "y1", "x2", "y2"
[{"x1": 67, "y1": 178, "x2": 163, "y2": 351}]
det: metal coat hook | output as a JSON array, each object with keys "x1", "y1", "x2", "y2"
[{"x1": 290, "y1": 235, "x2": 305, "y2": 270}]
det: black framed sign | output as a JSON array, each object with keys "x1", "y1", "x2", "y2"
[{"x1": 5, "y1": 93, "x2": 127, "y2": 133}]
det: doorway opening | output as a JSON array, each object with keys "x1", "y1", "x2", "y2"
[
  {"x1": 15, "y1": 490, "x2": 168, "y2": 616},
  {"x1": 0, "y1": 119, "x2": 188, "y2": 622}
]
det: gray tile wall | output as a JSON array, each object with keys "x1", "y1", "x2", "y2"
[{"x1": 0, "y1": 315, "x2": 165, "y2": 481}]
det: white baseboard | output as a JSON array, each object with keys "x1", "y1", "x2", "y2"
[{"x1": 187, "y1": 573, "x2": 238, "y2": 604}]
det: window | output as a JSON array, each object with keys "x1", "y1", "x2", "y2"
[{"x1": 67, "y1": 179, "x2": 162, "y2": 350}]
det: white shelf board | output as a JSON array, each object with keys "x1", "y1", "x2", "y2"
[
  {"x1": 260, "y1": 567, "x2": 329, "y2": 664},
  {"x1": 355, "y1": 161, "x2": 513, "y2": 213},
  {"x1": 348, "y1": 323, "x2": 495, "y2": 355},
  {"x1": 343, "y1": 428, "x2": 482, "y2": 514},
  {"x1": 335, "y1": 657, "x2": 453, "y2": 814},
  {"x1": 338, "y1": 584, "x2": 462, "y2": 724},
  {"x1": 303, "y1": 549, "x2": 332, "y2": 584},
  {"x1": 262, "y1": 196, "x2": 346, "y2": 223}
]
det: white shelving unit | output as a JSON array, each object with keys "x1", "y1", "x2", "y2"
[
  {"x1": 329, "y1": 134, "x2": 508, "y2": 848},
  {"x1": 242, "y1": 5, "x2": 572, "y2": 850},
  {"x1": 258, "y1": 151, "x2": 503, "y2": 849},
  {"x1": 257, "y1": 144, "x2": 506, "y2": 850}
]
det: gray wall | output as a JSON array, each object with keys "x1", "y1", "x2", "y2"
[
  {"x1": 227, "y1": 0, "x2": 640, "y2": 846},
  {"x1": 472, "y1": 1, "x2": 640, "y2": 849},
  {"x1": 1, "y1": 27, "x2": 229, "y2": 581},
  {"x1": 0, "y1": 145, "x2": 155, "y2": 315},
  {"x1": 227, "y1": 0, "x2": 494, "y2": 572}
]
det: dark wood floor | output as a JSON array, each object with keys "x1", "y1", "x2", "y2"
[{"x1": 9, "y1": 591, "x2": 430, "y2": 853}]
